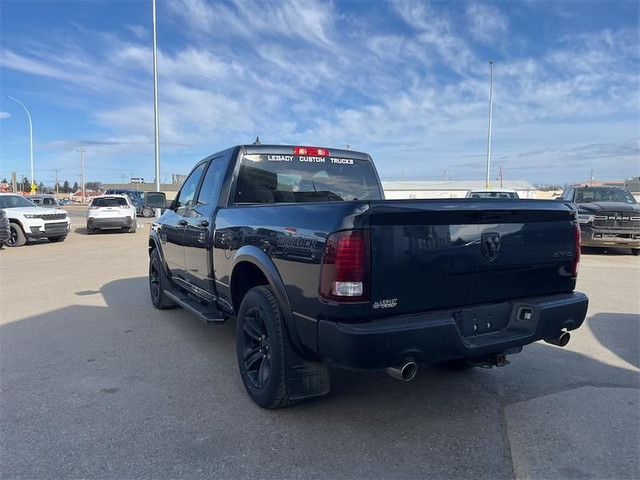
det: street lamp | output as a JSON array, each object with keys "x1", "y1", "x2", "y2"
[
  {"x1": 485, "y1": 61, "x2": 494, "y2": 189},
  {"x1": 6, "y1": 96, "x2": 35, "y2": 192}
]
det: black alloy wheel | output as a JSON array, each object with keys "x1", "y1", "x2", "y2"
[
  {"x1": 241, "y1": 305, "x2": 272, "y2": 390},
  {"x1": 149, "y1": 249, "x2": 175, "y2": 309},
  {"x1": 7, "y1": 223, "x2": 26, "y2": 247},
  {"x1": 236, "y1": 286, "x2": 291, "y2": 408}
]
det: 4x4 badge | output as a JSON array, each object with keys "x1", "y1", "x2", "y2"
[{"x1": 481, "y1": 232, "x2": 501, "y2": 261}]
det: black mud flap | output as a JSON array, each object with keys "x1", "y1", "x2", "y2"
[{"x1": 284, "y1": 345, "x2": 331, "y2": 402}]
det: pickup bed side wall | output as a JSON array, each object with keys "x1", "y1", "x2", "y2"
[{"x1": 213, "y1": 202, "x2": 373, "y2": 353}]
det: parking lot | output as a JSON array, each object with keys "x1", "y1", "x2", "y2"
[{"x1": 1, "y1": 209, "x2": 638, "y2": 480}]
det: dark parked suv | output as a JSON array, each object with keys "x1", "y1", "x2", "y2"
[
  {"x1": 103, "y1": 189, "x2": 154, "y2": 217},
  {"x1": 0, "y1": 209, "x2": 10, "y2": 247}
]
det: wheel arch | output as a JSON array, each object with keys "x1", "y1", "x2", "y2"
[
  {"x1": 231, "y1": 246, "x2": 302, "y2": 351},
  {"x1": 8, "y1": 218, "x2": 24, "y2": 229}
]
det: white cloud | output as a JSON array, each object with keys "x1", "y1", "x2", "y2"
[
  {"x1": 0, "y1": 112, "x2": 11, "y2": 119},
  {"x1": 466, "y1": 3, "x2": 509, "y2": 45},
  {"x1": 392, "y1": 1, "x2": 476, "y2": 75}
]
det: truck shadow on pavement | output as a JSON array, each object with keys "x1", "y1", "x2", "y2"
[
  {"x1": 587, "y1": 312, "x2": 639, "y2": 368},
  {"x1": 1, "y1": 276, "x2": 638, "y2": 479}
]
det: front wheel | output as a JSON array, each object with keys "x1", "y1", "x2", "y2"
[
  {"x1": 7, "y1": 223, "x2": 26, "y2": 247},
  {"x1": 236, "y1": 286, "x2": 292, "y2": 409},
  {"x1": 149, "y1": 249, "x2": 175, "y2": 309}
]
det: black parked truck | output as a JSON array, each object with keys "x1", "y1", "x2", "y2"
[
  {"x1": 560, "y1": 185, "x2": 640, "y2": 255},
  {"x1": 146, "y1": 144, "x2": 588, "y2": 408}
]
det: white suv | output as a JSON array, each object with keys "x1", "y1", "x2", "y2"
[
  {"x1": 0, "y1": 193, "x2": 71, "y2": 247},
  {"x1": 86, "y1": 194, "x2": 137, "y2": 234}
]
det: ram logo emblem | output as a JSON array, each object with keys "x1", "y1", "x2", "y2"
[{"x1": 481, "y1": 232, "x2": 501, "y2": 261}]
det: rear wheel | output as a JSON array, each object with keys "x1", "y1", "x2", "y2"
[
  {"x1": 149, "y1": 248, "x2": 175, "y2": 309},
  {"x1": 47, "y1": 235, "x2": 66, "y2": 243},
  {"x1": 236, "y1": 286, "x2": 292, "y2": 409},
  {"x1": 7, "y1": 223, "x2": 26, "y2": 247},
  {"x1": 128, "y1": 223, "x2": 137, "y2": 233},
  {"x1": 142, "y1": 206, "x2": 154, "y2": 217},
  {"x1": 86, "y1": 226, "x2": 96, "y2": 235}
]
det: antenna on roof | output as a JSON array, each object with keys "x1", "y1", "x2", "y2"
[{"x1": 253, "y1": 136, "x2": 261, "y2": 146}]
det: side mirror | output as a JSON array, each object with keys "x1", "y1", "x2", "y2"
[{"x1": 145, "y1": 192, "x2": 166, "y2": 209}]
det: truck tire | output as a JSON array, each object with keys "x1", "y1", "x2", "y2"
[
  {"x1": 142, "y1": 206, "x2": 154, "y2": 217},
  {"x1": 48, "y1": 235, "x2": 66, "y2": 243},
  {"x1": 236, "y1": 286, "x2": 292, "y2": 409},
  {"x1": 149, "y1": 249, "x2": 175, "y2": 309},
  {"x1": 7, "y1": 223, "x2": 26, "y2": 247}
]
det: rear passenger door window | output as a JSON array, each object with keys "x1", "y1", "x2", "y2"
[{"x1": 197, "y1": 157, "x2": 227, "y2": 206}]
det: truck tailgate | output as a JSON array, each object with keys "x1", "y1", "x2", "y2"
[{"x1": 368, "y1": 199, "x2": 577, "y2": 318}]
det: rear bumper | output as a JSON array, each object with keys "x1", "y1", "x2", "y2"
[
  {"x1": 88, "y1": 218, "x2": 134, "y2": 229},
  {"x1": 317, "y1": 292, "x2": 589, "y2": 369},
  {"x1": 581, "y1": 225, "x2": 640, "y2": 248}
]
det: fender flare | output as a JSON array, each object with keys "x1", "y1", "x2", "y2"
[
  {"x1": 231, "y1": 245, "x2": 303, "y2": 352},
  {"x1": 148, "y1": 229, "x2": 171, "y2": 279}
]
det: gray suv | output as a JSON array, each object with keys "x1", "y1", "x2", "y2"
[{"x1": 103, "y1": 189, "x2": 155, "y2": 217}]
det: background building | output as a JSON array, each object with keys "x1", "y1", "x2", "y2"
[{"x1": 382, "y1": 180, "x2": 536, "y2": 199}]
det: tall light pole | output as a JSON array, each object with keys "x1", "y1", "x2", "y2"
[
  {"x1": 78, "y1": 148, "x2": 86, "y2": 203},
  {"x1": 6, "y1": 95, "x2": 35, "y2": 192},
  {"x1": 485, "y1": 60, "x2": 494, "y2": 189},
  {"x1": 152, "y1": 0, "x2": 161, "y2": 194}
]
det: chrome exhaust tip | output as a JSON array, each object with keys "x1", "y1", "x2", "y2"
[
  {"x1": 387, "y1": 361, "x2": 418, "y2": 382},
  {"x1": 544, "y1": 331, "x2": 571, "y2": 347}
]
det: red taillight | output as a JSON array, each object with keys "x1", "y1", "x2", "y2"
[
  {"x1": 294, "y1": 146, "x2": 330, "y2": 156},
  {"x1": 320, "y1": 230, "x2": 370, "y2": 302},
  {"x1": 573, "y1": 223, "x2": 581, "y2": 277}
]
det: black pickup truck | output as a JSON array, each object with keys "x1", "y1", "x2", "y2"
[
  {"x1": 146, "y1": 144, "x2": 588, "y2": 408},
  {"x1": 560, "y1": 185, "x2": 640, "y2": 255}
]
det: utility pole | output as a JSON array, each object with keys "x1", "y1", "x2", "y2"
[
  {"x1": 590, "y1": 170, "x2": 594, "y2": 186},
  {"x1": 54, "y1": 168, "x2": 60, "y2": 194},
  {"x1": 485, "y1": 60, "x2": 494, "y2": 189},
  {"x1": 121, "y1": 174, "x2": 127, "y2": 185},
  {"x1": 77, "y1": 148, "x2": 86, "y2": 203},
  {"x1": 499, "y1": 166, "x2": 503, "y2": 189}
]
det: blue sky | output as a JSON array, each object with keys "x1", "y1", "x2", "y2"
[{"x1": 1, "y1": 0, "x2": 638, "y2": 187}]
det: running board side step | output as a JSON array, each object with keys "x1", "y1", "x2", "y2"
[{"x1": 164, "y1": 290, "x2": 225, "y2": 324}]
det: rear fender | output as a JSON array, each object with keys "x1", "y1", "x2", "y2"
[
  {"x1": 231, "y1": 245, "x2": 330, "y2": 401},
  {"x1": 231, "y1": 246, "x2": 299, "y2": 346}
]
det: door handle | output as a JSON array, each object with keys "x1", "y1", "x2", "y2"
[
  {"x1": 198, "y1": 220, "x2": 209, "y2": 227},
  {"x1": 178, "y1": 219, "x2": 188, "y2": 226}
]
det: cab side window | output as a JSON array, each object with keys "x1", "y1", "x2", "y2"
[
  {"x1": 175, "y1": 162, "x2": 207, "y2": 214},
  {"x1": 197, "y1": 158, "x2": 227, "y2": 206}
]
